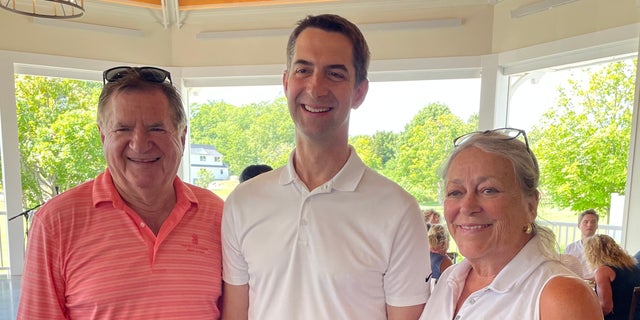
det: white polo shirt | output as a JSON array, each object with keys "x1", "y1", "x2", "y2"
[
  {"x1": 420, "y1": 235, "x2": 575, "y2": 320},
  {"x1": 222, "y1": 149, "x2": 430, "y2": 319},
  {"x1": 565, "y1": 240, "x2": 594, "y2": 279}
]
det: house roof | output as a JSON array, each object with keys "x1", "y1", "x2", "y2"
[{"x1": 191, "y1": 144, "x2": 223, "y2": 157}]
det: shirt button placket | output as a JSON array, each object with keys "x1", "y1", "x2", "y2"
[{"x1": 298, "y1": 197, "x2": 309, "y2": 245}]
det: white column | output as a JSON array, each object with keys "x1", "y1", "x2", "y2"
[
  {"x1": 478, "y1": 54, "x2": 509, "y2": 130},
  {"x1": 621, "y1": 36, "x2": 640, "y2": 255},
  {"x1": 0, "y1": 56, "x2": 26, "y2": 276},
  {"x1": 172, "y1": 67, "x2": 191, "y2": 182}
]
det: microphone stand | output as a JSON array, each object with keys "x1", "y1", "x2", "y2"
[{"x1": 8, "y1": 203, "x2": 43, "y2": 222}]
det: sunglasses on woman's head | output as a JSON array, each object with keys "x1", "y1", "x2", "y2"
[
  {"x1": 103, "y1": 66, "x2": 172, "y2": 85},
  {"x1": 453, "y1": 127, "x2": 529, "y2": 150}
]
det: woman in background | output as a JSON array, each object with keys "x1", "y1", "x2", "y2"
[
  {"x1": 423, "y1": 209, "x2": 441, "y2": 231},
  {"x1": 428, "y1": 224, "x2": 453, "y2": 282},
  {"x1": 584, "y1": 234, "x2": 640, "y2": 320}
]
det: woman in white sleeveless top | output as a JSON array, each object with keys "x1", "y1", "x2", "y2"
[{"x1": 420, "y1": 128, "x2": 602, "y2": 320}]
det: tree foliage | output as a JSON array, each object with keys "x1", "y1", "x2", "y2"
[
  {"x1": 13, "y1": 59, "x2": 633, "y2": 215},
  {"x1": 390, "y1": 103, "x2": 477, "y2": 203},
  {"x1": 530, "y1": 60, "x2": 635, "y2": 216},
  {"x1": 15, "y1": 75, "x2": 105, "y2": 207},
  {"x1": 194, "y1": 168, "x2": 215, "y2": 189},
  {"x1": 189, "y1": 97, "x2": 295, "y2": 175}
]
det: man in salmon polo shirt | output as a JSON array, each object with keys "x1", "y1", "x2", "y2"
[
  {"x1": 18, "y1": 66, "x2": 224, "y2": 320},
  {"x1": 222, "y1": 14, "x2": 429, "y2": 320}
]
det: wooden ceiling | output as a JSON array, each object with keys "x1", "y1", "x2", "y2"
[
  {"x1": 101, "y1": 0, "x2": 329, "y2": 11},
  {"x1": 79, "y1": 0, "x2": 495, "y2": 31}
]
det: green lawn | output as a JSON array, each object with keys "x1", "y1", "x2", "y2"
[{"x1": 211, "y1": 179, "x2": 240, "y2": 200}]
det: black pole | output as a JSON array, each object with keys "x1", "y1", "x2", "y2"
[{"x1": 8, "y1": 203, "x2": 43, "y2": 222}]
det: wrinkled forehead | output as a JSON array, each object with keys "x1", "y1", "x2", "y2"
[{"x1": 102, "y1": 90, "x2": 174, "y2": 124}]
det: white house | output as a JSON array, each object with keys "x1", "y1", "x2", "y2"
[{"x1": 189, "y1": 144, "x2": 230, "y2": 183}]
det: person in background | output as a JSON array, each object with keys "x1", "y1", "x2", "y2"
[
  {"x1": 584, "y1": 234, "x2": 640, "y2": 320},
  {"x1": 239, "y1": 164, "x2": 273, "y2": 183},
  {"x1": 564, "y1": 209, "x2": 599, "y2": 279},
  {"x1": 420, "y1": 128, "x2": 601, "y2": 320},
  {"x1": 423, "y1": 208, "x2": 441, "y2": 230},
  {"x1": 427, "y1": 223, "x2": 453, "y2": 282},
  {"x1": 222, "y1": 14, "x2": 429, "y2": 320},
  {"x1": 18, "y1": 66, "x2": 224, "y2": 320},
  {"x1": 559, "y1": 253, "x2": 585, "y2": 279}
]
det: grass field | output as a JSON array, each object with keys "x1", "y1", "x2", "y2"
[{"x1": 210, "y1": 179, "x2": 240, "y2": 200}]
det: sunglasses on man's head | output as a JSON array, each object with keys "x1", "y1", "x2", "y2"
[{"x1": 103, "y1": 66, "x2": 172, "y2": 85}]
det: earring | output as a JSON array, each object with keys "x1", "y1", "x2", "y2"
[{"x1": 522, "y1": 223, "x2": 533, "y2": 234}]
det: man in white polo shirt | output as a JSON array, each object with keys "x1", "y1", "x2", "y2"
[
  {"x1": 221, "y1": 14, "x2": 430, "y2": 320},
  {"x1": 564, "y1": 209, "x2": 599, "y2": 279}
]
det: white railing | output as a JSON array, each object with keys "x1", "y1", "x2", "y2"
[{"x1": 537, "y1": 220, "x2": 623, "y2": 251}]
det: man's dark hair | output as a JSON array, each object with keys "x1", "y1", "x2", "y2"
[
  {"x1": 240, "y1": 164, "x2": 273, "y2": 183},
  {"x1": 578, "y1": 209, "x2": 599, "y2": 224},
  {"x1": 286, "y1": 14, "x2": 370, "y2": 85}
]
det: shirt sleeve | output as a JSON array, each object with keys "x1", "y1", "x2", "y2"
[
  {"x1": 221, "y1": 193, "x2": 250, "y2": 285},
  {"x1": 383, "y1": 198, "x2": 431, "y2": 307},
  {"x1": 17, "y1": 208, "x2": 68, "y2": 320}
]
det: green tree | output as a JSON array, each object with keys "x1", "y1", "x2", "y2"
[
  {"x1": 350, "y1": 135, "x2": 383, "y2": 170},
  {"x1": 349, "y1": 131, "x2": 399, "y2": 175},
  {"x1": 16, "y1": 75, "x2": 105, "y2": 207},
  {"x1": 189, "y1": 97, "x2": 294, "y2": 175},
  {"x1": 392, "y1": 103, "x2": 476, "y2": 203},
  {"x1": 194, "y1": 168, "x2": 215, "y2": 189},
  {"x1": 530, "y1": 60, "x2": 635, "y2": 217}
]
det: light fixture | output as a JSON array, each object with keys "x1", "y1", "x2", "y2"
[
  {"x1": 511, "y1": 0, "x2": 579, "y2": 19},
  {"x1": 0, "y1": 0, "x2": 84, "y2": 19}
]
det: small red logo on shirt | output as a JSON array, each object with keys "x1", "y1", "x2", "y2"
[{"x1": 192, "y1": 234, "x2": 198, "y2": 245}]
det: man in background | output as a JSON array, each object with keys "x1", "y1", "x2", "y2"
[
  {"x1": 239, "y1": 164, "x2": 273, "y2": 183},
  {"x1": 564, "y1": 208, "x2": 599, "y2": 279},
  {"x1": 222, "y1": 14, "x2": 429, "y2": 320}
]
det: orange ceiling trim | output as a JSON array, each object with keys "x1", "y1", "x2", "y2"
[{"x1": 101, "y1": 0, "x2": 331, "y2": 11}]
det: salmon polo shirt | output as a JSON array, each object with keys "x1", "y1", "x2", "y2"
[{"x1": 17, "y1": 170, "x2": 223, "y2": 320}]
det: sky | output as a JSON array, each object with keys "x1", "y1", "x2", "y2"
[
  {"x1": 186, "y1": 64, "x2": 615, "y2": 137},
  {"x1": 188, "y1": 78, "x2": 484, "y2": 137}
]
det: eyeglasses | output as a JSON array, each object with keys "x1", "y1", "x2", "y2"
[
  {"x1": 103, "y1": 66, "x2": 172, "y2": 85},
  {"x1": 453, "y1": 127, "x2": 529, "y2": 150}
]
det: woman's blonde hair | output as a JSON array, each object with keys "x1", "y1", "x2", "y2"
[
  {"x1": 428, "y1": 224, "x2": 449, "y2": 251},
  {"x1": 423, "y1": 209, "x2": 440, "y2": 224},
  {"x1": 584, "y1": 234, "x2": 637, "y2": 270}
]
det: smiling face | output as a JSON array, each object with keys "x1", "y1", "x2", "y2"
[
  {"x1": 283, "y1": 27, "x2": 368, "y2": 142},
  {"x1": 443, "y1": 147, "x2": 538, "y2": 266},
  {"x1": 99, "y1": 88, "x2": 186, "y2": 197}
]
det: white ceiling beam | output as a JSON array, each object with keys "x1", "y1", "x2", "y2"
[{"x1": 196, "y1": 18, "x2": 463, "y2": 40}]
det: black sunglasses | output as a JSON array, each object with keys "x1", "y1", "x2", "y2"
[
  {"x1": 103, "y1": 66, "x2": 172, "y2": 85},
  {"x1": 453, "y1": 127, "x2": 529, "y2": 150},
  {"x1": 453, "y1": 128, "x2": 538, "y2": 172}
]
